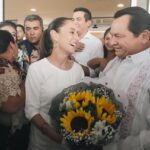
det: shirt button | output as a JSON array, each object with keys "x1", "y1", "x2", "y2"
[{"x1": 105, "y1": 82, "x2": 108, "y2": 85}]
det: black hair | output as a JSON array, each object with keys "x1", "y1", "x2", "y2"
[
  {"x1": 16, "y1": 24, "x2": 25, "y2": 33},
  {"x1": 114, "y1": 6, "x2": 150, "y2": 37},
  {"x1": 0, "y1": 30, "x2": 15, "y2": 54},
  {"x1": 104, "y1": 27, "x2": 111, "y2": 39},
  {"x1": 73, "y1": 7, "x2": 92, "y2": 21},
  {"x1": 114, "y1": 6, "x2": 149, "y2": 18},
  {"x1": 0, "y1": 20, "x2": 17, "y2": 31},
  {"x1": 103, "y1": 27, "x2": 111, "y2": 58},
  {"x1": 39, "y1": 17, "x2": 71, "y2": 59}
]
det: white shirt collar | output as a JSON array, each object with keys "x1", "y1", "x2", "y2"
[
  {"x1": 126, "y1": 48, "x2": 150, "y2": 64},
  {"x1": 83, "y1": 31, "x2": 91, "y2": 39}
]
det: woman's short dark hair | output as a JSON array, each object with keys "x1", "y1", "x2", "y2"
[
  {"x1": 39, "y1": 17, "x2": 72, "y2": 59},
  {"x1": 73, "y1": 7, "x2": 92, "y2": 21},
  {"x1": 114, "y1": 6, "x2": 150, "y2": 37},
  {"x1": 0, "y1": 30, "x2": 15, "y2": 54}
]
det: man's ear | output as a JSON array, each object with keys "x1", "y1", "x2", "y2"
[
  {"x1": 140, "y1": 30, "x2": 150, "y2": 44},
  {"x1": 87, "y1": 20, "x2": 92, "y2": 28}
]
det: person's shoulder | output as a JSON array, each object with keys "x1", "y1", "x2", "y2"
[
  {"x1": 30, "y1": 58, "x2": 47, "y2": 68},
  {"x1": 27, "y1": 58, "x2": 52, "y2": 81},
  {"x1": 0, "y1": 61, "x2": 20, "y2": 86},
  {"x1": 72, "y1": 62, "x2": 84, "y2": 76},
  {"x1": 0, "y1": 64, "x2": 9, "y2": 75},
  {"x1": 27, "y1": 58, "x2": 48, "y2": 75},
  {"x1": 105, "y1": 56, "x2": 120, "y2": 67},
  {"x1": 0, "y1": 59, "x2": 11, "y2": 74},
  {"x1": 73, "y1": 62, "x2": 83, "y2": 70}
]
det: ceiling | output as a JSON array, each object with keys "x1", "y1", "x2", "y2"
[{"x1": 5, "y1": 0, "x2": 131, "y2": 27}]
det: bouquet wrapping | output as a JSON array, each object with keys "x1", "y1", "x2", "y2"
[{"x1": 49, "y1": 82, "x2": 124, "y2": 150}]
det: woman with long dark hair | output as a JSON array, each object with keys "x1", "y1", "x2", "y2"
[
  {"x1": 88, "y1": 28, "x2": 115, "y2": 77},
  {"x1": 25, "y1": 17, "x2": 84, "y2": 150}
]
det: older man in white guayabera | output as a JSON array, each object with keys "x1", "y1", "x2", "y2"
[{"x1": 85, "y1": 6, "x2": 150, "y2": 150}]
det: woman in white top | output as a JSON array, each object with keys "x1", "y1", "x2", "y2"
[{"x1": 25, "y1": 17, "x2": 84, "y2": 150}]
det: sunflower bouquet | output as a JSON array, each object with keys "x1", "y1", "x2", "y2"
[{"x1": 49, "y1": 82, "x2": 124, "y2": 149}]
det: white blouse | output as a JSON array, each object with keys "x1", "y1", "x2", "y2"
[{"x1": 25, "y1": 58, "x2": 84, "y2": 150}]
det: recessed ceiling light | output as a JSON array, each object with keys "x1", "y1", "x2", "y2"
[
  {"x1": 117, "y1": 3, "x2": 124, "y2": 8},
  {"x1": 30, "y1": 8, "x2": 37, "y2": 12}
]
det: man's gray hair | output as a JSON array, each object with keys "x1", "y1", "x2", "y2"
[{"x1": 24, "y1": 14, "x2": 43, "y2": 28}]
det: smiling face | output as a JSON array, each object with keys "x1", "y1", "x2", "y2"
[
  {"x1": 51, "y1": 20, "x2": 79, "y2": 55},
  {"x1": 110, "y1": 15, "x2": 149, "y2": 58},
  {"x1": 104, "y1": 32, "x2": 114, "y2": 51},
  {"x1": 72, "y1": 11, "x2": 91, "y2": 37}
]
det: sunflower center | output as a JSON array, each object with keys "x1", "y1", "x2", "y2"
[
  {"x1": 71, "y1": 116, "x2": 88, "y2": 132},
  {"x1": 78, "y1": 99, "x2": 83, "y2": 104},
  {"x1": 102, "y1": 108, "x2": 109, "y2": 116}
]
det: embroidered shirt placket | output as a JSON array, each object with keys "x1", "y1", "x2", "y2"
[{"x1": 119, "y1": 62, "x2": 149, "y2": 139}]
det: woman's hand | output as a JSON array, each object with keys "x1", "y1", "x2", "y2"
[{"x1": 31, "y1": 114, "x2": 62, "y2": 143}]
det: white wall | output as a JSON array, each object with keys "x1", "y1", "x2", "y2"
[{"x1": 0, "y1": 0, "x2": 3, "y2": 21}]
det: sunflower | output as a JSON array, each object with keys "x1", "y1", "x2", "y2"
[
  {"x1": 96, "y1": 96, "x2": 117, "y2": 124},
  {"x1": 50, "y1": 83, "x2": 124, "y2": 146},
  {"x1": 60, "y1": 108, "x2": 94, "y2": 136},
  {"x1": 67, "y1": 91, "x2": 96, "y2": 108}
]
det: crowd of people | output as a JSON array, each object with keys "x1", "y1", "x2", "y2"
[{"x1": 0, "y1": 6, "x2": 150, "y2": 150}]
